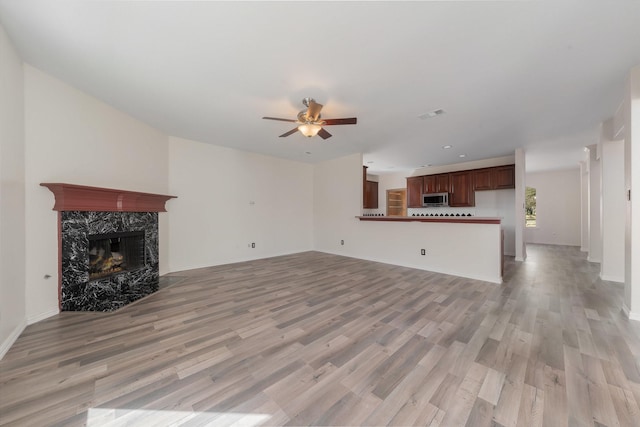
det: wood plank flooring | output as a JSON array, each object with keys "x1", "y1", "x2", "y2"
[{"x1": 2, "y1": 245, "x2": 640, "y2": 426}]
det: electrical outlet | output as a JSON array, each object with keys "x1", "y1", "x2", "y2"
[
  {"x1": 251, "y1": 242, "x2": 255, "y2": 248},
  {"x1": 341, "y1": 240, "x2": 344, "y2": 245},
  {"x1": 421, "y1": 249, "x2": 426, "y2": 255}
]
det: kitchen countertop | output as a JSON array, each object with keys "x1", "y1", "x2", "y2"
[{"x1": 356, "y1": 216, "x2": 501, "y2": 224}]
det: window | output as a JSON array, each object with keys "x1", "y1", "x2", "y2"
[{"x1": 525, "y1": 186, "x2": 536, "y2": 227}]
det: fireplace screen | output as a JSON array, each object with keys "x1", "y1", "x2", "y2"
[{"x1": 88, "y1": 231, "x2": 146, "y2": 280}]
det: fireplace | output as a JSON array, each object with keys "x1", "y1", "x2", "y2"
[
  {"x1": 88, "y1": 231, "x2": 146, "y2": 280},
  {"x1": 61, "y1": 211, "x2": 159, "y2": 312},
  {"x1": 41, "y1": 183, "x2": 176, "y2": 312}
]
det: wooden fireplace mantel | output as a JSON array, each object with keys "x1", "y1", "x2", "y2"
[{"x1": 40, "y1": 183, "x2": 176, "y2": 212}]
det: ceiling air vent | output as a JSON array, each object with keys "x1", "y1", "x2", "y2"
[{"x1": 418, "y1": 109, "x2": 446, "y2": 120}]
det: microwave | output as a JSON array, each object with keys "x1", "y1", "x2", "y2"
[{"x1": 422, "y1": 192, "x2": 449, "y2": 207}]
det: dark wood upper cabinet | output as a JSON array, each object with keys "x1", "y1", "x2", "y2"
[
  {"x1": 435, "y1": 174, "x2": 450, "y2": 193},
  {"x1": 363, "y1": 166, "x2": 367, "y2": 207},
  {"x1": 424, "y1": 175, "x2": 436, "y2": 194},
  {"x1": 494, "y1": 165, "x2": 515, "y2": 189},
  {"x1": 449, "y1": 171, "x2": 475, "y2": 207},
  {"x1": 364, "y1": 180, "x2": 379, "y2": 209},
  {"x1": 407, "y1": 163, "x2": 514, "y2": 209},
  {"x1": 406, "y1": 176, "x2": 424, "y2": 208},
  {"x1": 473, "y1": 168, "x2": 493, "y2": 191},
  {"x1": 424, "y1": 173, "x2": 449, "y2": 194},
  {"x1": 474, "y1": 164, "x2": 515, "y2": 191},
  {"x1": 363, "y1": 166, "x2": 379, "y2": 209}
]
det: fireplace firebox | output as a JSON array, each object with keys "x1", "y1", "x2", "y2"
[{"x1": 88, "y1": 231, "x2": 145, "y2": 280}]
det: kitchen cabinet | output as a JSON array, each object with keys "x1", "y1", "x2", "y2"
[
  {"x1": 424, "y1": 173, "x2": 450, "y2": 193},
  {"x1": 364, "y1": 180, "x2": 379, "y2": 209},
  {"x1": 449, "y1": 171, "x2": 475, "y2": 207},
  {"x1": 363, "y1": 166, "x2": 379, "y2": 209},
  {"x1": 473, "y1": 168, "x2": 493, "y2": 191},
  {"x1": 494, "y1": 165, "x2": 515, "y2": 189},
  {"x1": 406, "y1": 176, "x2": 423, "y2": 208},
  {"x1": 408, "y1": 164, "x2": 514, "y2": 208},
  {"x1": 473, "y1": 164, "x2": 515, "y2": 191}
]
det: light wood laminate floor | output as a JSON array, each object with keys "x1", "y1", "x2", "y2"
[{"x1": 2, "y1": 245, "x2": 640, "y2": 426}]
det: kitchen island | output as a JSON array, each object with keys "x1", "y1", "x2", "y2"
[{"x1": 353, "y1": 215, "x2": 503, "y2": 283}]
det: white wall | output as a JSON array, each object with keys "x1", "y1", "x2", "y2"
[
  {"x1": 314, "y1": 153, "x2": 363, "y2": 253},
  {"x1": 515, "y1": 148, "x2": 526, "y2": 261},
  {"x1": 168, "y1": 136, "x2": 314, "y2": 272},
  {"x1": 314, "y1": 154, "x2": 502, "y2": 283},
  {"x1": 580, "y1": 160, "x2": 589, "y2": 252},
  {"x1": 624, "y1": 65, "x2": 640, "y2": 319},
  {"x1": 0, "y1": 25, "x2": 26, "y2": 358},
  {"x1": 476, "y1": 189, "x2": 516, "y2": 256},
  {"x1": 23, "y1": 65, "x2": 170, "y2": 322},
  {"x1": 525, "y1": 169, "x2": 581, "y2": 247},
  {"x1": 600, "y1": 138, "x2": 625, "y2": 282},
  {"x1": 410, "y1": 155, "x2": 515, "y2": 177},
  {"x1": 588, "y1": 146, "x2": 602, "y2": 262}
]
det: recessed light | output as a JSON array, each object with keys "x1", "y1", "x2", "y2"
[
  {"x1": 459, "y1": 154, "x2": 466, "y2": 158},
  {"x1": 305, "y1": 151, "x2": 312, "y2": 155},
  {"x1": 442, "y1": 145, "x2": 452, "y2": 149}
]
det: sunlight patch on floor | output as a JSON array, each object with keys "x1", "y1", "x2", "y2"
[{"x1": 87, "y1": 407, "x2": 271, "y2": 426}]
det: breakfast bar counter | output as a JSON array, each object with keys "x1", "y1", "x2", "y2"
[
  {"x1": 356, "y1": 216, "x2": 501, "y2": 224},
  {"x1": 353, "y1": 215, "x2": 504, "y2": 283}
]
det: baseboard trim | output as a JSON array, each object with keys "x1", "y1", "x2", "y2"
[
  {"x1": 317, "y1": 250, "x2": 503, "y2": 284},
  {"x1": 587, "y1": 256, "x2": 601, "y2": 263},
  {"x1": 600, "y1": 273, "x2": 624, "y2": 283},
  {"x1": 622, "y1": 304, "x2": 640, "y2": 322},
  {"x1": 0, "y1": 319, "x2": 27, "y2": 360},
  {"x1": 27, "y1": 307, "x2": 59, "y2": 325}
]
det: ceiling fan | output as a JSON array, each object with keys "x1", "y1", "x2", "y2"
[{"x1": 262, "y1": 97, "x2": 357, "y2": 139}]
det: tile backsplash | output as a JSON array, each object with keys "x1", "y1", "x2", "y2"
[
  {"x1": 362, "y1": 207, "x2": 479, "y2": 217},
  {"x1": 407, "y1": 207, "x2": 477, "y2": 217},
  {"x1": 362, "y1": 208, "x2": 384, "y2": 216}
]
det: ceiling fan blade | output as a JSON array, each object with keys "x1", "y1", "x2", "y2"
[
  {"x1": 307, "y1": 100, "x2": 323, "y2": 121},
  {"x1": 322, "y1": 117, "x2": 357, "y2": 126},
  {"x1": 318, "y1": 128, "x2": 332, "y2": 139},
  {"x1": 279, "y1": 128, "x2": 299, "y2": 137},
  {"x1": 263, "y1": 116, "x2": 298, "y2": 123}
]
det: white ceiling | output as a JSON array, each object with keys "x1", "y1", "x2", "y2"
[{"x1": 1, "y1": 1, "x2": 639, "y2": 174}]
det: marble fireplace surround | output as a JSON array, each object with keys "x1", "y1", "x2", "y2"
[{"x1": 41, "y1": 183, "x2": 176, "y2": 312}]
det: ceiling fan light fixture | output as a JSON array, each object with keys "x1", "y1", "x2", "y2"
[{"x1": 298, "y1": 123, "x2": 322, "y2": 138}]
